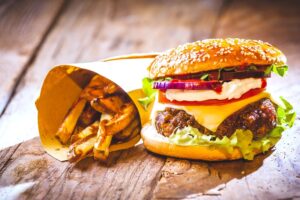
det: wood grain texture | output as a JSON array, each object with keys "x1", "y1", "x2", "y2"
[
  {"x1": 153, "y1": 0, "x2": 300, "y2": 199},
  {"x1": 0, "y1": 0, "x2": 223, "y2": 149},
  {"x1": 0, "y1": 0, "x2": 65, "y2": 114},
  {"x1": 0, "y1": 0, "x2": 224, "y2": 199},
  {"x1": 77, "y1": 0, "x2": 224, "y2": 59},
  {"x1": 0, "y1": 138, "x2": 165, "y2": 200}
]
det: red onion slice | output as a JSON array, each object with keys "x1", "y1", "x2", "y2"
[{"x1": 153, "y1": 80, "x2": 223, "y2": 91}]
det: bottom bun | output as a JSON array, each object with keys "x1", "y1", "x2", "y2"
[{"x1": 141, "y1": 124, "x2": 263, "y2": 161}]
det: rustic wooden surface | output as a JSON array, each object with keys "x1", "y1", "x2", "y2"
[
  {"x1": 0, "y1": 0, "x2": 65, "y2": 114},
  {"x1": 0, "y1": 0, "x2": 299, "y2": 199}
]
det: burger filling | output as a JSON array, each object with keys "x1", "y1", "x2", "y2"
[
  {"x1": 165, "y1": 78, "x2": 263, "y2": 102},
  {"x1": 139, "y1": 63, "x2": 294, "y2": 160},
  {"x1": 152, "y1": 96, "x2": 295, "y2": 160},
  {"x1": 155, "y1": 98, "x2": 277, "y2": 139},
  {"x1": 139, "y1": 64, "x2": 287, "y2": 109}
]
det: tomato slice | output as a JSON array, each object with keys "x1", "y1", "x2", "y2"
[{"x1": 158, "y1": 79, "x2": 267, "y2": 106}]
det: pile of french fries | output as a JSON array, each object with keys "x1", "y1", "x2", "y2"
[{"x1": 55, "y1": 75, "x2": 141, "y2": 162}]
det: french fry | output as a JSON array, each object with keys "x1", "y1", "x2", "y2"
[
  {"x1": 78, "y1": 105, "x2": 99, "y2": 127},
  {"x1": 105, "y1": 103, "x2": 136, "y2": 135},
  {"x1": 55, "y1": 98, "x2": 86, "y2": 144},
  {"x1": 93, "y1": 114, "x2": 113, "y2": 160},
  {"x1": 80, "y1": 75, "x2": 111, "y2": 100},
  {"x1": 114, "y1": 117, "x2": 139, "y2": 140},
  {"x1": 68, "y1": 135, "x2": 97, "y2": 162},
  {"x1": 68, "y1": 121, "x2": 99, "y2": 162},
  {"x1": 93, "y1": 135, "x2": 112, "y2": 160},
  {"x1": 90, "y1": 98, "x2": 107, "y2": 113},
  {"x1": 70, "y1": 120, "x2": 99, "y2": 143},
  {"x1": 110, "y1": 134, "x2": 141, "y2": 152},
  {"x1": 90, "y1": 95, "x2": 124, "y2": 114}
]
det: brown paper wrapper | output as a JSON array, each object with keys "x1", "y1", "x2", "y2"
[{"x1": 35, "y1": 54, "x2": 156, "y2": 161}]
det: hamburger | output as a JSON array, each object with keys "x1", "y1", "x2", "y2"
[{"x1": 140, "y1": 38, "x2": 295, "y2": 161}]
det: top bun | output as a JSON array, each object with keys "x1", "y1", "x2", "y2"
[{"x1": 148, "y1": 38, "x2": 287, "y2": 78}]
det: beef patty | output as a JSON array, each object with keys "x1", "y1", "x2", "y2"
[{"x1": 155, "y1": 98, "x2": 277, "y2": 139}]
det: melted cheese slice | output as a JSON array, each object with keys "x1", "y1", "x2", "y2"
[{"x1": 150, "y1": 92, "x2": 271, "y2": 132}]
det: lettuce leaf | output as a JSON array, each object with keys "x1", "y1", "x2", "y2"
[
  {"x1": 138, "y1": 78, "x2": 157, "y2": 109},
  {"x1": 200, "y1": 73, "x2": 209, "y2": 80},
  {"x1": 265, "y1": 64, "x2": 288, "y2": 77},
  {"x1": 138, "y1": 77, "x2": 174, "y2": 109},
  {"x1": 169, "y1": 97, "x2": 296, "y2": 160},
  {"x1": 279, "y1": 96, "x2": 296, "y2": 128},
  {"x1": 169, "y1": 126, "x2": 278, "y2": 160}
]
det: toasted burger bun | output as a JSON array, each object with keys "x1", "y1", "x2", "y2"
[
  {"x1": 149, "y1": 38, "x2": 286, "y2": 79},
  {"x1": 141, "y1": 124, "x2": 264, "y2": 161}
]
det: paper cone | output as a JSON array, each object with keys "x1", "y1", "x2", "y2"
[{"x1": 36, "y1": 54, "x2": 157, "y2": 161}]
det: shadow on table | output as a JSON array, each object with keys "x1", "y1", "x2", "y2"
[
  {"x1": 71, "y1": 142, "x2": 273, "y2": 199},
  {"x1": 73, "y1": 143, "x2": 164, "y2": 169},
  {"x1": 153, "y1": 149, "x2": 273, "y2": 198}
]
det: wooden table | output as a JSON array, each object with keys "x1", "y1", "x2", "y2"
[{"x1": 0, "y1": 0, "x2": 300, "y2": 199}]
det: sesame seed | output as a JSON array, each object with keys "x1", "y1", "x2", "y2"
[{"x1": 202, "y1": 54, "x2": 210, "y2": 60}]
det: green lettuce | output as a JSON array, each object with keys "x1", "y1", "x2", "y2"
[
  {"x1": 169, "y1": 97, "x2": 296, "y2": 160},
  {"x1": 138, "y1": 77, "x2": 173, "y2": 109},
  {"x1": 200, "y1": 73, "x2": 209, "y2": 80},
  {"x1": 169, "y1": 127, "x2": 277, "y2": 160},
  {"x1": 138, "y1": 78, "x2": 157, "y2": 109},
  {"x1": 265, "y1": 64, "x2": 288, "y2": 77}
]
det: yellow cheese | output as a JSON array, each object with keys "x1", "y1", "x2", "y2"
[{"x1": 150, "y1": 92, "x2": 271, "y2": 132}]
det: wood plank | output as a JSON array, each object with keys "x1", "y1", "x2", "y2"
[
  {"x1": 0, "y1": 0, "x2": 65, "y2": 114},
  {"x1": 0, "y1": 144, "x2": 20, "y2": 174},
  {"x1": 0, "y1": 138, "x2": 165, "y2": 199},
  {"x1": 153, "y1": 0, "x2": 300, "y2": 199},
  {"x1": 77, "y1": 0, "x2": 224, "y2": 58},
  {"x1": 0, "y1": 0, "x2": 224, "y2": 199}
]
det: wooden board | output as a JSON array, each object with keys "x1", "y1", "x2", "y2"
[
  {"x1": 0, "y1": 138, "x2": 165, "y2": 199},
  {"x1": 0, "y1": 0, "x2": 65, "y2": 114}
]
